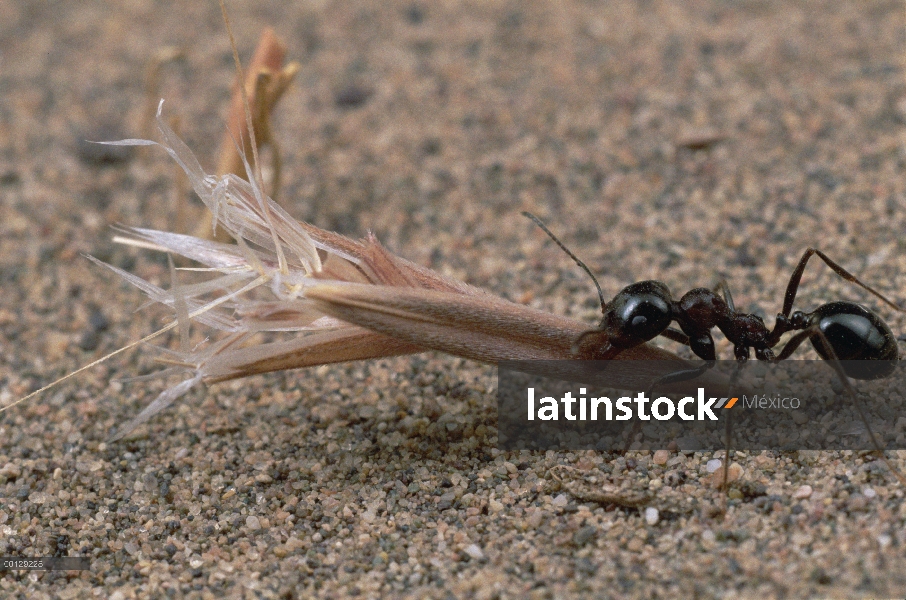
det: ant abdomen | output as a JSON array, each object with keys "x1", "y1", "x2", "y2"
[{"x1": 797, "y1": 301, "x2": 899, "y2": 379}]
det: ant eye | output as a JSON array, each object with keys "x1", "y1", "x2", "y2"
[
  {"x1": 808, "y1": 301, "x2": 898, "y2": 379},
  {"x1": 605, "y1": 281, "x2": 673, "y2": 344}
]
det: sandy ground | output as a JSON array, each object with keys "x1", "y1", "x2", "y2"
[{"x1": 2, "y1": 0, "x2": 906, "y2": 597}]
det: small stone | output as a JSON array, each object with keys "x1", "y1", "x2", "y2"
[
  {"x1": 627, "y1": 537, "x2": 644, "y2": 552},
  {"x1": 863, "y1": 487, "x2": 877, "y2": 499},
  {"x1": 335, "y1": 85, "x2": 373, "y2": 108},
  {"x1": 848, "y1": 495, "x2": 868, "y2": 511},
  {"x1": 0, "y1": 463, "x2": 20, "y2": 479},
  {"x1": 653, "y1": 450, "x2": 669, "y2": 465},
  {"x1": 708, "y1": 462, "x2": 743, "y2": 488},
  {"x1": 463, "y1": 544, "x2": 484, "y2": 560},
  {"x1": 792, "y1": 411, "x2": 809, "y2": 425},
  {"x1": 573, "y1": 525, "x2": 597, "y2": 546},
  {"x1": 551, "y1": 494, "x2": 568, "y2": 507},
  {"x1": 141, "y1": 473, "x2": 158, "y2": 492},
  {"x1": 706, "y1": 459, "x2": 722, "y2": 473},
  {"x1": 793, "y1": 485, "x2": 813, "y2": 499},
  {"x1": 405, "y1": 4, "x2": 425, "y2": 24},
  {"x1": 246, "y1": 516, "x2": 261, "y2": 530},
  {"x1": 78, "y1": 329, "x2": 101, "y2": 352},
  {"x1": 525, "y1": 510, "x2": 543, "y2": 529},
  {"x1": 728, "y1": 488, "x2": 744, "y2": 500},
  {"x1": 644, "y1": 507, "x2": 659, "y2": 525},
  {"x1": 676, "y1": 129, "x2": 724, "y2": 150},
  {"x1": 89, "y1": 308, "x2": 110, "y2": 331}
]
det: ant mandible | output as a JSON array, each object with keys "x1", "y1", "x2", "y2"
[{"x1": 523, "y1": 212, "x2": 902, "y2": 381}]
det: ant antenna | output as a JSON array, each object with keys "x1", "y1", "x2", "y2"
[{"x1": 522, "y1": 212, "x2": 607, "y2": 317}]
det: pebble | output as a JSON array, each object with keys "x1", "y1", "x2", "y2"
[
  {"x1": 551, "y1": 494, "x2": 569, "y2": 507},
  {"x1": 707, "y1": 463, "x2": 743, "y2": 488},
  {"x1": 525, "y1": 510, "x2": 543, "y2": 530},
  {"x1": 848, "y1": 495, "x2": 868, "y2": 511},
  {"x1": 644, "y1": 507, "x2": 660, "y2": 526},
  {"x1": 463, "y1": 544, "x2": 485, "y2": 560},
  {"x1": 793, "y1": 485, "x2": 813, "y2": 499},
  {"x1": 653, "y1": 450, "x2": 669, "y2": 465},
  {"x1": 0, "y1": 463, "x2": 20, "y2": 479},
  {"x1": 627, "y1": 537, "x2": 645, "y2": 552},
  {"x1": 334, "y1": 85, "x2": 373, "y2": 108},
  {"x1": 574, "y1": 526, "x2": 597, "y2": 546},
  {"x1": 706, "y1": 459, "x2": 722, "y2": 473}
]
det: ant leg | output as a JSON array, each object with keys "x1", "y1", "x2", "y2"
[
  {"x1": 713, "y1": 279, "x2": 736, "y2": 313},
  {"x1": 625, "y1": 330, "x2": 712, "y2": 450},
  {"x1": 772, "y1": 329, "x2": 815, "y2": 361},
  {"x1": 810, "y1": 328, "x2": 906, "y2": 484},
  {"x1": 645, "y1": 329, "x2": 718, "y2": 398},
  {"x1": 571, "y1": 328, "x2": 620, "y2": 359},
  {"x1": 646, "y1": 361, "x2": 714, "y2": 397},
  {"x1": 626, "y1": 352, "x2": 715, "y2": 451},
  {"x1": 648, "y1": 328, "x2": 717, "y2": 391},
  {"x1": 779, "y1": 248, "x2": 903, "y2": 318},
  {"x1": 660, "y1": 327, "x2": 690, "y2": 346},
  {"x1": 721, "y1": 359, "x2": 744, "y2": 497}
]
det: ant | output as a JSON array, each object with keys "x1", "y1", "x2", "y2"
[{"x1": 523, "y1": 212, "x2": 906, "y2": 488}]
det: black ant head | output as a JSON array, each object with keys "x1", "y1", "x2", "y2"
[
  {"x1": 522, "y1": 212, "x2": 674, "y2": 354},
  {"x1": 798, "y1": 301, "x2": 898, "y2": 380},
  {"x1": 601, "y1": 280, "x2": 674, "y2": 349}
]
